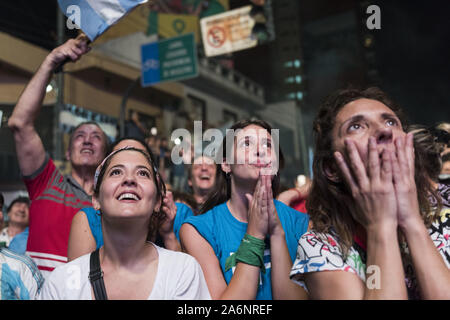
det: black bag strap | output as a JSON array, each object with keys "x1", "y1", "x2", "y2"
[{"x1": 89, "y1": 249, "x2": 108, "y2": 300}]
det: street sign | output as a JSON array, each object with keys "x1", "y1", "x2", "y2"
[
  {"x1": 200, "y1": 6, "x2": 257, "y2": 57},
  {"x1": 141, "y1": 33, "x2": 198, "y2": 86}
]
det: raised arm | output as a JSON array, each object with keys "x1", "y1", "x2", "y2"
[
  {"x1": 393, "y1": 133, "x2": 450, "y2": 299},
  {"x1": 8, "y1": 37, "x2": 90, "y2": 176}
]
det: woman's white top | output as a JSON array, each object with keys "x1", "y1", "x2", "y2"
[{"x1": 38, "y1": 244, "x2": 211, "y2": 300}]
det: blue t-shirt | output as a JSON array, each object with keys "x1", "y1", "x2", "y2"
[
  {"x1": 182, "y1": 200, "x2": 309, "y2": 300},
  {"x1": 82, "y1": 202, "x2": 194, "y2": 249},
  {"x1": 8, "y1": 227, "x2": 29, "y2": 255}
]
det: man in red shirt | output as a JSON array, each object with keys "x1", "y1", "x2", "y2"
[{"x1": 8, "y1": 38, "x2": 108, "y2": 278}]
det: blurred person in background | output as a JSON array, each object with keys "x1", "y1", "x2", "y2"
[
  {"x1": 277, "y1": 174, "x2": 311, "y2": 214},
  {"x1": 172, "y1": 190, "x2": 198, "y2": 213},
  {"x1": 0, "y1": 197, "x2": 30, "y2": 249},
  {"x1": 8, "y1": 37, "x2": 109, "y2": 277},
  {"x1": 125, "y1": 110, "x2": 148, "y2": 141},
  {"x1": 187, "y1": 155, "x2": 219, "y2": 211}
]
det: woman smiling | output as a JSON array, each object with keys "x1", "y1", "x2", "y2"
[{"x1": 39, "y1": 147, "x2": 210, "y2": 300}]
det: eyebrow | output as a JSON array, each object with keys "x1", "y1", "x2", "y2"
[
  {"x1": 75, "y1": 128, "x2": 103, "y2": 134},
  {"x1": 338, "y1": 112, "x2": 399, "y2": 137},
  {"x1": 237, "y1": 135, "x2": 271, "y2": 142},
  {"x1": 107, "y1": 164, "x2": 152, "y2": 173}
]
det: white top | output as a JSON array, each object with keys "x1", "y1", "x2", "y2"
[{"x1": 38, "y1": 244, "x2": 211, "y2": 300}]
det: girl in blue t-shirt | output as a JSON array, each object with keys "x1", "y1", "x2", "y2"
[{"x1": 180, "y1": 119, "x2": 309, "y2": 300}]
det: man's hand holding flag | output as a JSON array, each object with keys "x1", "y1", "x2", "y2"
[{"x1": 54, "y1": 0, "x2": 147, "y2": 71}]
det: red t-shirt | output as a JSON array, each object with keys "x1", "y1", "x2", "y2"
[
  {"x1": 291, "y1": 198, "x2": 307, "y2": 213},
  {"x1": 24, "y1": 155, "x2": 92, "y2": 278}
]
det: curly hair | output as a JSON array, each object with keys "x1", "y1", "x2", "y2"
[{"x1": 307, "y1": 87, "x2": 441, "y2": 257}]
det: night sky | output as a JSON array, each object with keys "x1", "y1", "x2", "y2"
[{"x1": 372, "y1": 0, "x2": 450, "y2": 126}]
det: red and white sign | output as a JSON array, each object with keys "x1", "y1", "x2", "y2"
[{"x1": 200, "y1": 6, "x2": 257, "y2": 57}]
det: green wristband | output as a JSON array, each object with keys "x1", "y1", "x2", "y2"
[{"x1": 225, "y1": 234, "x2": 266, "y2": 273}]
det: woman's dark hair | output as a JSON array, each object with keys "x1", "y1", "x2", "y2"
[
  {"x1": 307, "y1": 87, "x2": 440, "y2": 256},
  {"x1": 93, "y1": 147, "x2": 166, "y2": 240},
  {"x1": 198, "y1": 119, "x2": 285, "y2": 214},
  {"x1": 110, "y1": 136, "x2": 154, "y2": 160}
]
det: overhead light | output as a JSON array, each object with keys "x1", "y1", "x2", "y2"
[
  {"x1": 46, "y1": 84, "x2": 53, "y2": 93},
  {"x1": 150, "y1": 127, "x2": 158, "y2": 135}
]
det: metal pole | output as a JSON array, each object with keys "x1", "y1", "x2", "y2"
[
  {"x1": 119, "y1": 77, "x2": 141, "y2": 138},
  {"x1": 54, "y1": 7, "x2": 65, "y2": 160}
]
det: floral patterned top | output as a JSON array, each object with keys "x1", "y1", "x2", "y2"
[
  {"x1": 290, "y1": 206, "x2": 450, "y2": 299},
  {"x1": 437, "y1": 183, "x2": 450, "y2": 207}
]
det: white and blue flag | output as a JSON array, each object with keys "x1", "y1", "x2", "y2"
[{"x1": 57, "y1": 0, "x2": 147, "y2": 41}]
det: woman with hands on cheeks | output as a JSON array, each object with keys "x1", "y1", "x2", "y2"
[
  {"x1": 180, "y1": 119, "x2": 309, "y2": 300},
  {"x1": 289, "y1": 87, "x2": 450, "y2": 300}
]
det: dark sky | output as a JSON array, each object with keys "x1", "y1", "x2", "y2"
[{"x1": 373, "y1": 0, "x2": 450, "y2": 126}]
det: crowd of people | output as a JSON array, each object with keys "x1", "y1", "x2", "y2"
[{"x1": 0, "y1": 38, "x2": 449, "y2": 300}]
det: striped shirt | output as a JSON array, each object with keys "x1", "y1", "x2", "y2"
[
  {"x1": 0, "y1": 248, "x2": 44, "y2": 300},
  {"x1": 24, "y1": 154, "x2": 92, "y2": 278}
]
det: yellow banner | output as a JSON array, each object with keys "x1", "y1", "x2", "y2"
[
  {"x1": 152, "y1": 13, "x2": 200, "y2": 43},
  {"x1": 93, "y1": 4, "x2": 202, "y2": 44}
]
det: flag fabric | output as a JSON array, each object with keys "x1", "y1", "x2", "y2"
[{"x1": 58, "y1": 0, "x2": 148, "y2": 41}]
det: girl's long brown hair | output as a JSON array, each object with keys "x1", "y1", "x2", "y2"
[
  {"x1": 199, "y1": 119, "x2": 285, "y2": 214},
  {"x1": 307, "y1": 87, "x2": 441, "y2": 256}
]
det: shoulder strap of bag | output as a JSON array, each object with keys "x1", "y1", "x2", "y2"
[{"x1": 89, "y1": 248, "x2": 108, "y2": 300}]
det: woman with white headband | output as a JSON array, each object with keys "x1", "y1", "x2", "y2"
[{"x1": 38, "y1": 147, "x2": 210, "y2": 300}]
